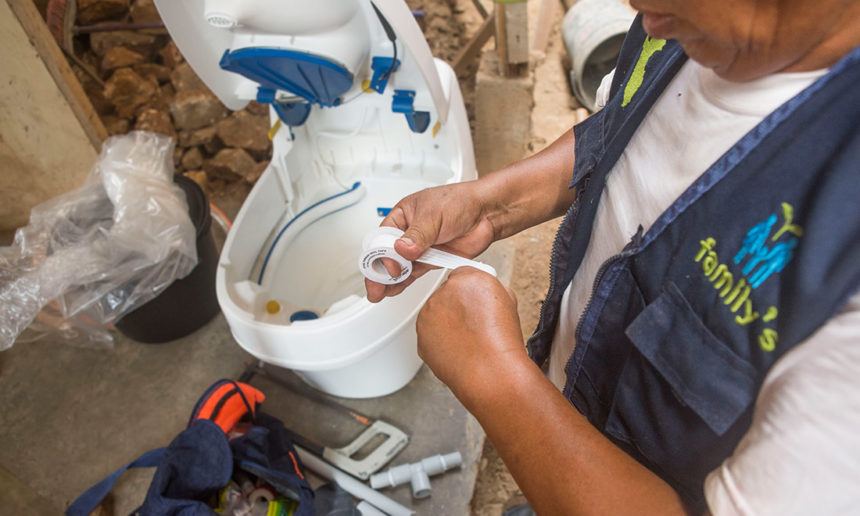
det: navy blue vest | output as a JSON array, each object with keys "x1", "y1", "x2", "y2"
[{"x1": 527, "y1": 17, "x2": 860, "y2": 510}]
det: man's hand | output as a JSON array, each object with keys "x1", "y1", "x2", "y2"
[
  {"x1": 416, "y1": 267, "x2": 524, "y2": 396},
  {"x1": 365, "y1": 181, "x2": 496, "y2": 303},
  {"x1": 412, "y1": 268, "x2": 691, "y2": 515},
  {"x1": 364, "y1": 129, "x2": 579, "y2": 304}
]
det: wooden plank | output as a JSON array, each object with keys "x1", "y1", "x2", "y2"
[
  {"x1": 452, "y1": 12, "x2": 496, "y2": 74},
  {"x1": 6, "y1": 0, "x2": 107, "y2": 149},
  {"x1": 532, "y1": 0, "x2": 558, "y2": 54},
  {"x1": 494, "y1": 1, "x2": 528, "y2": 76},
  {"x1": 1, "y1": 0, "x2": 100, "y2": 231},
  {"x1": 494, "y1": 3, "x2": 509, "y2": 66},
  {"x1": 503, "y1": 2, "x2": 529, "y2": 64},
  {"x1": 471, "y1": 0, "x2": 489, "y2": 19}
]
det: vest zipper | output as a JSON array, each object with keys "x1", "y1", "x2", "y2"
[
  {"x1": 573, "y1": 252, "x2": 623, "y2": 343},
  {"x1": 573, "y1": 229, "x2": 642, "y2": 344},
  {"x1": 531, "y1": 206, "x2": 572, "y2": 344},
  {"x1": 529, "y1": 176, "x2": 590, "y2": 350}
]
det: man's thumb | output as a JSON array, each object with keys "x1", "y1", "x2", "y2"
[{"x1": 394, "y1": 228, "x2": 433, "y2": 260}]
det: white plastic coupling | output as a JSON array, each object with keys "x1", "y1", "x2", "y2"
[{"x1": 369, "y1": 451, "x2": 463, "y2": 499}]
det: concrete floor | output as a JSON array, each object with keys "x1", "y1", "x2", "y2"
[
  {"x1": 0, "y1": 313, "x2": 251, "y2": 515},
  {"x1": 0, "y1": 237, "x2": 512, "y2": 516}
]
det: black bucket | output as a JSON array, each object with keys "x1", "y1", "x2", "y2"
[{"x1": 115, "y1": 175, "x2": 220, "y2": 343}]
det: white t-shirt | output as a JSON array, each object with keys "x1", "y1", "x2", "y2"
[{"x1": 547, "y1": 61, "x2": 860, "y2": 513}]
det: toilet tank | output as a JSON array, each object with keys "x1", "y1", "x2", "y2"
[{"x1": 154, "y1": 0, "x2": 475, "y2": 397}]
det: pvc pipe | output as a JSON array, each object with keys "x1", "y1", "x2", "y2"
[
  {"x1": 295, "y1": 446, "x2": 415, "y2": 516},
  {"x1": 357, "y1": 501, "x2": 388, "y2": 516},
  {"x1": 369, "y1": 452, "x2": 462, "y2": 499}
]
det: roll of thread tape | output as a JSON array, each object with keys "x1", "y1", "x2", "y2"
[
  {"x1": 248, "y1": 486, "x2": 275, "y2": 504},
  {"x1": 359, "y1": 227, "x2": 497, "y2": 285}
]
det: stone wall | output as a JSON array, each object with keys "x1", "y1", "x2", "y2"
[{"x1": 71, "y1": 0, "x2": 272, "y2": 194}]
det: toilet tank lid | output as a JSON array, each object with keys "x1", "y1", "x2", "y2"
[{"x1": 219, "y1": 48, "x2": 353, "y2": 107}]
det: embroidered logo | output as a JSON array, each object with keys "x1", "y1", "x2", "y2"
[
  {"x1": 622, "y1": 36, "x2": 666, "y2": 107},
  {"x1": 733, "y1": 202, "x2": 803, "y2": 288},
  {"x1": 693, "y1": 203, "x2": 803, "y2": 352}
]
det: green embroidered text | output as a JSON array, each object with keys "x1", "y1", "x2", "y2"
[{"x1": 622, "y1": 36, "x2": 666, "y2": 107}]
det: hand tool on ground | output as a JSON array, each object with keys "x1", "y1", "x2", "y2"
[{"x1": 240, "y1": 363, "x2": 409, "y2": 480}]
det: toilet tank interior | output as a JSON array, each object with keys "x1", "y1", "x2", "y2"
[{"x1": 219, "y1": 92, "x2": 467, "y2": 324}]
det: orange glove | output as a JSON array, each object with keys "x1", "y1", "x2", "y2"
[{"x1": 190, "y1": 380, "x2": 266, "y2": 434}]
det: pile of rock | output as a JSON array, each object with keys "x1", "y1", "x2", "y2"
[{"x1": 70, "y1": 0, "x2": 272, "y2": 191}]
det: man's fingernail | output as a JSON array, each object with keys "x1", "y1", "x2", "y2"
[{"x1": 399, "y1": 237, "x2": 414, "y2": 248}]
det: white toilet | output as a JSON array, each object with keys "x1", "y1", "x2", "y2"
[{"x1": 154, "y1": 0, "x2": 476, "y2": 397}]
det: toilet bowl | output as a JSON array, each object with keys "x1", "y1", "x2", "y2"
[{"x1": 154, "y1": 0, "x2": 476, "y2": 397}]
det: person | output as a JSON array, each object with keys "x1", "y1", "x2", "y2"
[{"x1": 365, "y1": 0, "x2": 860, "y2": 513}]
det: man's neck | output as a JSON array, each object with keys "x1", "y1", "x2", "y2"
[{"x1": 784, "y1": 2, "x2": 860, "y2": 73}]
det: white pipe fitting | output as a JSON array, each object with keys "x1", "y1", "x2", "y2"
[
  {"x1": 295, "y1": 446, "x2": 415, "y2": 516},
  {"x1": 369, "y1": 452, "x2": 462, "y2": 499}
]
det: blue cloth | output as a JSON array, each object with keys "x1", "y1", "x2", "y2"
[
  {"x1": 139, "y1": 419, "x2": 232, "y2": 516},
  {"x1": 65, "y1": 447, "x2": 167, "y2": 516},
  {"x1": 228, "y1": 412, "x2": 314, "y2": 513},
  {"x1": 527, "y1": 15, "x2": 860, "y2": 511},
  {"x1": 67, "y1": 412, "x2": 314, "y2": 515}
]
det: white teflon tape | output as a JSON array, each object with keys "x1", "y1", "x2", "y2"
[
  {"x1": 248, "y1": 487, "x2": 275, "y2": 504},
  {"x1": 359, "y1": 227, "x2": 497, "y2": 285},
  {"x1": 359, "y1": 227, "x2": 414, "y2": 285}
]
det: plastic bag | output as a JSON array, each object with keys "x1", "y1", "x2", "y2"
[{"x1": 0, "y1": 131, "x2": 198, "y2": 350}]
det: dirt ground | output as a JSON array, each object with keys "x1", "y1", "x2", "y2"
[{"x1": 401, "y1": 1, "x2": 580, "y2": 513}]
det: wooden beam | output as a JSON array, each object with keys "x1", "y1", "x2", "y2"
[
  {"x1": 494, "y1": 1, "x2": 528, "y2": 76},
  {"x1": 452, "y1": 12, "x2": 496, "y2": 75},
  {"x1": 7, "y1": 0, "x2": 107, "y2": 149},
  {"x1": 1, "y1": 0, "x2": 99, "y2": 231},
  {"x1": 471, "y1": 0, "x2": 489, "y2": 19},
  {"x1": 532, "y1": 0, "x2": 558, "y2": 54}
]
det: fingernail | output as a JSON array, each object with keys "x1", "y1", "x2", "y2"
[{"x1": 399, "y1": 237, "x2": 414, "y2": 248}]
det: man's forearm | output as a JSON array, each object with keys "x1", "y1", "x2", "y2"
[
  {"x1": 474, "y1": 129, "x2": 578, "y2": 241},
  {"x1": 457, "y1": 351, "x2": 690, "y2": 516}
]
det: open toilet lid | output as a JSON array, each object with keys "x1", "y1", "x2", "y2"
[{"x1": 153, "y1": 0, "x2": 450, "y2": 125}]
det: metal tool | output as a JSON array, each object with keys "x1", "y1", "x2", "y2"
[{"x1": 240, "y1": 362, "x2": 409, "y2": 480}]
